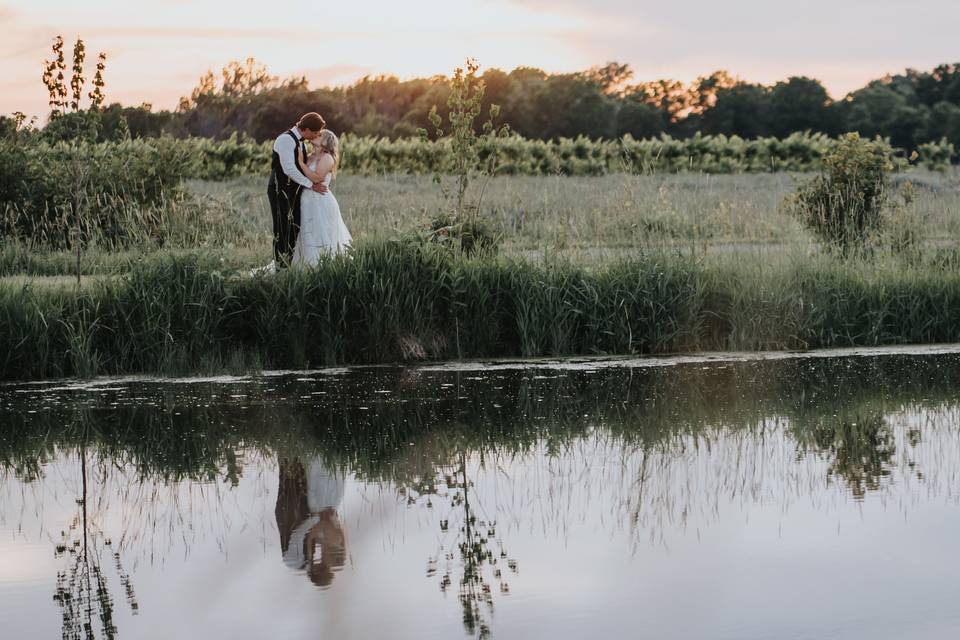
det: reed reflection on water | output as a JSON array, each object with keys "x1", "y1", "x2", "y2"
[{"x1": 2, "y1": 351, "x2": 960, "y2": 639}]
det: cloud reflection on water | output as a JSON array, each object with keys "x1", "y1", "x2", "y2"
[{"x1": 2, "y1": 351, "x2": 960, "y2": 638}]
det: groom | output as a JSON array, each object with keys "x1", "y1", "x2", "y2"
[{"x1": 268, "y1": 112, "x2": 329, "y2": 268}]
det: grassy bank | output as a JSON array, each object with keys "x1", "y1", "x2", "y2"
[{"x1": 3, "y1": 240, "x2": 960, "y2": 381}]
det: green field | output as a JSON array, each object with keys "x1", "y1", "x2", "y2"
[
  {"x1": 202, "y1": 170, "x2": 960, "y2": 249},
  {"x1": 4, "y1": 169, "x2": 960, "y2": 280}
]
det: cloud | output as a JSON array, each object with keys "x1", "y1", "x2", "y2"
[
  {"x1": 503, "y1": 0, "x2": 960, "y2": 95},
  {"x1": 295, "y1": 64, "x2": 376, "y2": 87},
  {"x1": 87, "y1": 26, "x2": 315, "y2": 41},
  {"x1": 5, "y1": 0, "x2": 960, "y2": 117}
]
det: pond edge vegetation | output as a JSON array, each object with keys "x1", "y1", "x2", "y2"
[{"x1": 4, "y1": 240, "x2": 960, "y2": 381}]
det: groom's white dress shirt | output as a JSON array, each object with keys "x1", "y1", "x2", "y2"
[{"x1": 273, "y1": 126, "x2": 313, "y2": 189}]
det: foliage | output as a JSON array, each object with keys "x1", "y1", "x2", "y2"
[
  {"x1": 420, "y1": 60, "x2": 508, "y2": 254},
  {"x1": 0, "y1": 112, "x2": 38, "y2": 141},
  {"x1": 332, "y1": 133, "x2": 946, "y2": 177},
  {"x1": 785, "y1": 133, "x2": 896, "y2": 255},
  {"x1": 41, "y1": 36, "x2": 68, "y2": 116},
  {"x1": 697, "y1": 82, "x2": 771, "y2": 139},
  {"x1": 41, "y1": 109, "x2": 103, "y2": 143},
  {"x1": 768, "y1": 77, "x2": 833, "y2": 138},
  {"x1": 616, "y1": 99, "x2": 666, "y2": 139},
  {"x1": 41, "y1": 35, "x2": 107, "y2": 121},
  {"x1": 917, "y1": 137, "x2": 956, "y2": 170},
  {"x1": 0, "y1": 138, "x2": 192, "y2": 247},
  {"x1": 21, "y1": 52, "x2": 960, "y2": 174},
  {"x1": 178, "y1": 57, "x2": 281, "y2": 111},
  {"x1": 89, "y1": 52, "x2": 107, "y2": 109},
  {"x1": 25, "y1": 58, "x2": 960, "y2": 161}
]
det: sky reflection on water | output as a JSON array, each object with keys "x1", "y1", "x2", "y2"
[{"x1": 2, "y1": 349, "x2": 960, "y2": 639}]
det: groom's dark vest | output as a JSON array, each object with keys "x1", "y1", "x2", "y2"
[
  {"x1": 269, "y1": 130, "x2": 309, "y2": 197},
  {"x1": 268, "y1": 130, "x2": 310, "y2": 265}
]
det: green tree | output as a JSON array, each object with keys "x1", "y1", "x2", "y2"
[
  {"x1": 422, "y1": 59, "x2": 506, "y2": 253},
  {"x1": 768, "y1": 76, "x2": 832, "y2": 137},
  {"x1": 904, "y1": 63, "x2": 960, "y2": 107},
  {"x1": 98, "y1": 103, "x2": 183, "y2": 139},
  {"x1": 582, "y1": 61, "x2": 634, "y2": 96},
  {"x1": 179, "y1": 57, "x2": 289, "y2": 138},
  {"x1": 41, "y1": 36, "x2": 68, "y2": 115},
  {"x1": 923, "y1": 101, "x2": 960, "y2": 150},
  {"x1": 842, "y1": 82, "x2": 930, "y2": 150},
  {"x1": 615, "y1": 99, "x2": 666, "y2": 139},
  {"x1": 528, "y1": 74, "x2": 617, "y2": 139},
  {"x1": 699, "y1": 82, "x2": 771, "y2": 138},
  {"x1": 0, "y1": 112, "x2": 35, "y2": 140},
  {"x1": 628, "y1": 78, "x2": 690, "y2": 127},
  {"x1": 40, "y1": 36, "x2": 108, "y2": 143},
  {"x1": 689, "y1": 70, "x2": 737, "y2": 113}
]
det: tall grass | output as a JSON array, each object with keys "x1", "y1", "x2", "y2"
[{"x1": 3, "y1": 240, "x2": 960, "y2": 381}]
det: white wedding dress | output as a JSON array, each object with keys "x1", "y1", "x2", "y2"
[
  {"x1": 291, "y1": 159, "x2": 352, "y2": 268},
  {"x1": 282, "y1": 458, "x2": 345, "y2": 571}
]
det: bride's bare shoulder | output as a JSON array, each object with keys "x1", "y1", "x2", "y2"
[{"x1": 317, "y1": 151, "x2": 336, "y2": 170}]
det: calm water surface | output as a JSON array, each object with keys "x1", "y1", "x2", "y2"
[{"x1": 2, "y1": 348, "x2": 960, "y2": 639}]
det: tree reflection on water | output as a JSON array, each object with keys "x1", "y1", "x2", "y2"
[
  {"x1": 424, "y1": 452, "x2": 517, "y2": 639},
  {"x1": 798, "y1": 412, "x2": 897, "y2": 500},
  {"x1": 2, "y1": 353, "x2": 960, "y2": 638},
  {"x1": 52, "y1": 445, "x2": 138, "y2": 640}
]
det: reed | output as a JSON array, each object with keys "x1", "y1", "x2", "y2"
[{"x1": 3, "y1": 240, "x2": 960, "y2": 381}]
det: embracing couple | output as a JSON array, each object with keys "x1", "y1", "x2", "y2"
[{"x1": 261, "y1": 112, "x2": 352, "y2": 274}]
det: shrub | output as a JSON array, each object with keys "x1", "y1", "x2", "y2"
[
  {"x1": 424, "y1": 210, "x2": 501, "y2": 255},
  {"x1": 41, "y1": 111, "x2": 103, "y2": 144},
  {"x1": 784, "y1": 133, "x2": 895, "y2": 256},
  {"x1": 0, "y1": 137, "x2": 192, "y2": 247},
  {"x1": 917, "y1": 137, "x2": 956, "y2": 170}
]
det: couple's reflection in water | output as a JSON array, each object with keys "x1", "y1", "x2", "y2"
[
  {"x1": 274, "y1": 452, "x2": 513, "y2": 638},
  {"x1": 276, "y1": 456, "x2": 347, "y2": 587}
]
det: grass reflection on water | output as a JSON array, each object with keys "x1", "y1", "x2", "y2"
[{"x1": 2, "y1": 352, "x2": 960, "y2": 638}]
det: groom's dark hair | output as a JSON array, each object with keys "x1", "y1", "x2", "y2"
[{"x1": 298, "y1": 112, "x2": 326, "y2": 131}]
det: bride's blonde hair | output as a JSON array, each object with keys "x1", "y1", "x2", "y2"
[{"x1": 316, "y1": 129, "x2": 340, "y2": 177}]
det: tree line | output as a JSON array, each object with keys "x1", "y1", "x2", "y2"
[{"x1": 5, "y1": 54, "x2": 960, "y2": 153}]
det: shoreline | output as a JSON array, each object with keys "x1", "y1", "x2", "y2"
[{"x1": 5, "y1": 342, "x2": 960, "y2": 388}]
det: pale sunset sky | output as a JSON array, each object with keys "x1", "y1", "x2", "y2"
[{"x1": 3, "y1": 0, "x2": 958, "y2": 119}]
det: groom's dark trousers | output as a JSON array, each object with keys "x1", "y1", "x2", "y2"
[{"x1": 268, "y1": 130, "x2": 309, "y2": 267}]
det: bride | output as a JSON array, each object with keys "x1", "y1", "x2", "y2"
[{"x1": 291, "y1": 130, "x2": 352, "y2": 267}]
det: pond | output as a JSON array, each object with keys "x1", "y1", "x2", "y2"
[{"x1": 2, "y1": 347, "x2": 960, "y2": 639}]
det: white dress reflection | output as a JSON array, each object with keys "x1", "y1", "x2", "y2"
[{"x1": 276, "y1": 457, "x2": 347, "y2": 588}]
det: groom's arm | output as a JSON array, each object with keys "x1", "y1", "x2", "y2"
[{"x1": 274, "y1": 135, "x2": 313, "y2": 189}]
